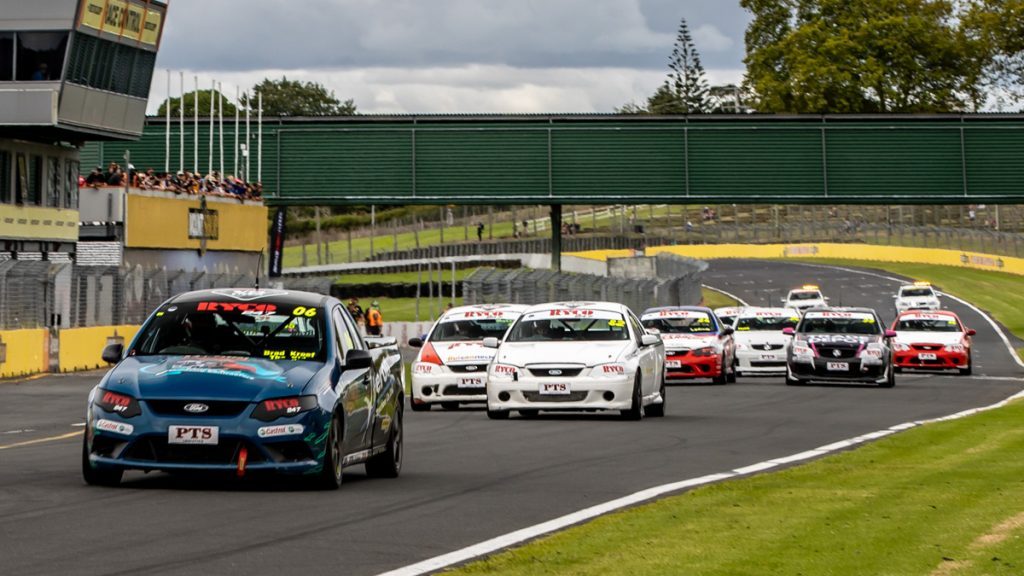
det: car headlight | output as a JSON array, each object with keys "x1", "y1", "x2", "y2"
[
  {"x1": 594, "y1": 363, "x2": 628, "y2": 377},
  {"x1": 692, "y1": 346, "x2": 719, "y2": 357},
  {"x1": 893, "y1": 343, "x2": 910, "y2": 352},
  {"x1": 791, "y1": 343, "x2": 814, "y2": 361},
  {"x1": 944, "y1": 344, "x2": 966, "y2": 353},
  {"x1": 489, "y1": 364, "x2": 519, "y2": 381},
  {"x1": 93, "y1": 389, "x2": 142, "y2": 418},
  {"x1": 860, "y1": 346, "x2": 885, "y2": 359}
]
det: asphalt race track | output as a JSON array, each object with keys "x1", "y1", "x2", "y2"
[{"x1": 1, "y1": 260, "x2": 1021, "y2": 576}]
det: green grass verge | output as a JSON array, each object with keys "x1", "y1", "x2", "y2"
[
  {"x1": 352, "y1": 296, "x2": 464, "y2": 323},
  {"x1": 453, "y1": 401, "x2": 1024, "y2": 576},
  {"x1": 333, "y1": 268, "x2": 479, "y2": 285},
  {"x1": 447, "y1": 258, "x2": 1024, "y2": 576},
  {"x1": 701, "y1": 287, "x2": 739, "y2": 310}
]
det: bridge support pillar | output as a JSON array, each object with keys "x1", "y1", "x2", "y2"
[{"x1": 551, "y1": 204, "x2": 562, "y2": 272}]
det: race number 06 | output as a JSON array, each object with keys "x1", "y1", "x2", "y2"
[{"x1": 292, "y1": 306, "x2": 318, "y2": 318}]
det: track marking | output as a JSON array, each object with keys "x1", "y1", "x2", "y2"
[
  {"x1": 0, "y1": 431, "x2": 81, "y2": 451},
  {"x1": 2, "y1": 429, "x2": 37, "y2": 435},
  {"x1": 380, "y1": 264, "x2": 1024, "y2": 576},
  {"x1": 779, "y1": 261, "x2": 1024, "y2": 369},
  {"x1": 0, "y1": 373, "x2": 50, "y2": 385}
]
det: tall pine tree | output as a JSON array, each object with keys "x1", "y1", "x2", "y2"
[{"x1": 665, "y1": 18, "x2": 711, "y2": 114}]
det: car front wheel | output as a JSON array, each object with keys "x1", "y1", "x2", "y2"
[{"x1": 620, "y1": 373, "x2": 644, "y2": 420}]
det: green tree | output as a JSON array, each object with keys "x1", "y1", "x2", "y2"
[
  {"x1": 964, "y1": 0, "x2": 1024, "y2": 105},
  {"x1": 667, "y1": 17, "x2": 711, "y2": 113},
  {"x1": 156, "y1": 89, "x2": 238, "y2": 117},
  {"x1": 741, "y1": 0, "x2": 989, "y2": 113},
  {"x1": 242, "y1": 77, "x2": 357, "y2": 117}
]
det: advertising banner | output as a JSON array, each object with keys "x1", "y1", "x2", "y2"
[{"x1": 269, "y1": 208, "x2": 286, "y2": 277}]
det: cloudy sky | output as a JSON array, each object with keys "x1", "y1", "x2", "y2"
[{"x1": 150, "y1": 0, "x2": 750, "y2": 114}]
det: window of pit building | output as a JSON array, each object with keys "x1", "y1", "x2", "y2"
[
  {"x1": 64, "y1": 160, "x2": 78, "y2": 210},
  {"x1": 0, "y1": 150, "x2": 10, "y2": 204},
  {"x1": 47, "y1": 157, "x2": 61, "y2": 208},
  {"x1": 15, "y1": 32, "x2": 68, "y2": 81},
  {"x1": 16, "y1": 153, "x2": 42, "y2": 206},
  {"x1": 0, "y1": 33, "x2": 12, "y2": 81}
]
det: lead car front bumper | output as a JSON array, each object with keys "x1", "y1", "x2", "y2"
[{"x1": 486, "y1": 375, "x2": 634, "y2": 412}]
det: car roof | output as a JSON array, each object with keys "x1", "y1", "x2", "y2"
[
  {"x1": 714, "y1": 306, "x2": 745, "y2": 313},
  {"x1": 522, "y1": 301, "x2": 629, "y2": 315},
  {"x1": 440, "y1": 303, "x2": 529, "y2": 320},
  {"x1": 169, "y1": 288, "x2": 329, "y2": 308},
  {"x1": 895, "y1": 309, "x2": 959, "y2": 320},
  {"x1": 641, "y1": 305, "x2": 713, "y2": 316}
]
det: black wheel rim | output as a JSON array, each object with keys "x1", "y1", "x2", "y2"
[
  {"x1": 330, "y1": 419, "x2": 341, "y2": 481},
  {"x1": 392, "y1": 416, "x2": 403, "y2": 469}
]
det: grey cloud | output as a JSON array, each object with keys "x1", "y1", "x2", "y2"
[{"x1": 156, "y1": 0, "x2": 750, "y2": 72}]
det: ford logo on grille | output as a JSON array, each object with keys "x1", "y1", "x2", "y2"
[
  {"x1": 184, "y1": 403, "x2": 209, "y2": 414},
  {"x1": 548, "y1": 369, "x2": 563, "y2": 376},
  {"x1": 465, "y1": 365, "x2": 478, "y2": 372}
]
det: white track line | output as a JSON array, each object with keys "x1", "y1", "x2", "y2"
[
  {"x1": 379, "y1": 265, "x2": 1024, "y2": 576},
  {"x1": 783, "y1": 261, "x2": 1024, "y2": 369}
]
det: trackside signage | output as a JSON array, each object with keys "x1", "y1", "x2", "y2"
[{"x1": 77, "y1": 0, "x2": 167, "y2": 51}]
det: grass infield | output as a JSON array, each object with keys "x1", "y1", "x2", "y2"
[{"x1": 447, "y1": 259, "x2": 1024, "y2": 576}]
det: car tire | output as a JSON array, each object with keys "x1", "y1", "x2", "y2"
[
  {"x1": 880, "y1": 366, "x2": 896, "y2": 388},
  {"x1": 81, "y1": 435, "x2": 123, "y2": 487},
  {"x1": 518, "y1": 409, "x2": 539, "y2": 419},
  {"x1": 712, "y1": 360, "x2": 728, "y2": 385},
  {"x1": 487, "y1": 407, "x2": 509, "y2": 420},
  {"x1": 646, "y1": 372, "x2": 666, "y2": 418},
  {"x1": 315, "y1": 415, "x2": 344, "y2": 490},
  {"x1": 726, "y1": 359, "x2": 737, "y2": 383},
  {"x1": 409, "y1": 398, "x2": 430, "y2": 412},
  {"x1": 366, "y1": 409, "x2": 403, "y2": 479},
  {"x1": 620, "y1": 373, "x2": 644, "y2": 420},
  {"x1": 894, "y1": 366, "x2": 903, "y2": 374},
  {"x1": 959, "y1": 355, "x2": 973, "y2": 376}
]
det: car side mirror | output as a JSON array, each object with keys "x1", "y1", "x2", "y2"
[
  {"x1": 823, "y1": 297, "x2": 830, "y2": 301},
  {"x1": 101, "y1": 343, "x2": 123, "y2": 364},
  {"x1": 345, "y1": 348, "x2": 373, "y2": 370},
  {"x1": 645, "y1": 327, "x2": 660, "y2": 335},
  {"x1": 366, "y1": 336, "x2": 397, "y2": 350},
  {"x1": 720, "y1": 326, "x2": 734, "y2": 336},
  {"x1": 782, "y1": 327, "x2": 795, "y2": 336},
  {"x1": 408, "y1": 337, "x2": 423, "y2": 348},
  {"x1": 884, "y1": 330, "x2": 898, "y2": 339},
  {"x1": 966, "y1": 329, "x2": 976, "y2": 337},
  {"x1": 481, "y1": 337, "x2": 500, "y2": 349},
  {"x1": 641, "y1": 334, "x2": 661, "y2": 347}
]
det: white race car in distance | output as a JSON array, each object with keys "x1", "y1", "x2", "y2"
[
  {"x1": 733, "y1": 307, "x2": 800, "y2": 375},
  {"x1": 893, "y1": 282, "x2": 941, "y2": 315},
  {"x1": 408, "y1": 304, "x2": 528, "y2": 411},
  {"x1": 483, "y1": 301, "x2": 665, "y2": 420},
  {"x1": 783, "y1": 285, "x2": 828, "y2": 312}
]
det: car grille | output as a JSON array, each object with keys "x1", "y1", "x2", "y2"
[
  {"x1": 911, "y1": 344, "x2": 943, "y2": 351},
  {"x1": 262, "y1": 440, "x2": 314, "y2": 463},
  {"x1": 667, "y1": 350, "x2": 691, "y2": 358},
  {"x1": 814, "y1": 346, "x2": 858, "y2": 359},
  {"x1": 522, "y1": 391, "x2": 588, "y2": 403},
  {"x1": 750, "y1": 343, "x2": 785, "y2": 351},
  {"x1": 442, "y1": 385, "x2": 486, "y2": 396},
  {"x1": 448, "y1": 365, "x2": 487, "y2": 373},
  {"x1": 527, "y1": 367, "x2": 584, "y2": 378},
  {"x1": 123, "y1": 437, "x2": 266, "y2": 465},
  {"x1": 145, "y1": 400, "x2": 251, "y2": 417}
]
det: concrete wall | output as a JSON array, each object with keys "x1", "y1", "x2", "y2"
[{"x1": 58, "y1": 324, "x2": 139, "y2": 373}]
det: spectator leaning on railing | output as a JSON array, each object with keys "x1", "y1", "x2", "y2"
[{"x1": 79, "y1": 166, "x2": 263, "y2": 202}]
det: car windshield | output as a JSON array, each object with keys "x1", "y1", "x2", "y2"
[
  {"x1": 789, "y1": 291, "x2": 821, "y2": 301},
  {"x1": 130, "y1": 300, "x2": 326, "y2": 362},
  {"x1": 736, "y1": 314, "x2": 799, "y2": 331},
  {"x1": 641, "y1": 311, "x2": 716, "y2": 334},
  {"x1": 506, "y1": 310, "x2": 629, "y2": 342},
  {"x1": 430, "y1": 318, "x2": 516, "y2": 342},
  {"x1": 901, "y1": 288, "x2": 933, "y2": 297},
  {"x1": 897, "y1": 317, "x2": 961, "y2": 332},
  {"x1": 799, "y1": 313, "x2": 881, "y2": 335}
]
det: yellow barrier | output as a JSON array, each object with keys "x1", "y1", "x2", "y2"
[
  {"x1": 58, "y1": 325, "x2": 141, "y2": 373},
  {"x1": 125, "y1": 193, "x2": 268, "y2": 252},
  {"x1": 0, "y1": 329, "x2": 49, "y2": 379},
  {"x1": 642, "y1": 243, "x2": 1024, "y2": 277},
  {"x1": 564, "y1": 249, "x2": 638, "y2": 262}
]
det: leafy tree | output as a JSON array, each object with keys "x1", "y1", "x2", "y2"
[
  {"x1": 157, "y1": 89, "x2": 238, "y2": 117},
  {"x1": 242, "y1": 77, "x2": 357, "y2": 117},
  {"x1": 667, "y1": 18, "x2": 712, "y2": 113},
  {"x1": 740, "y1": 0, "x2": 990, "y2": 113},
  {"x1": 964, "y1": 0, "x2": 1024, "y2": 105}
]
